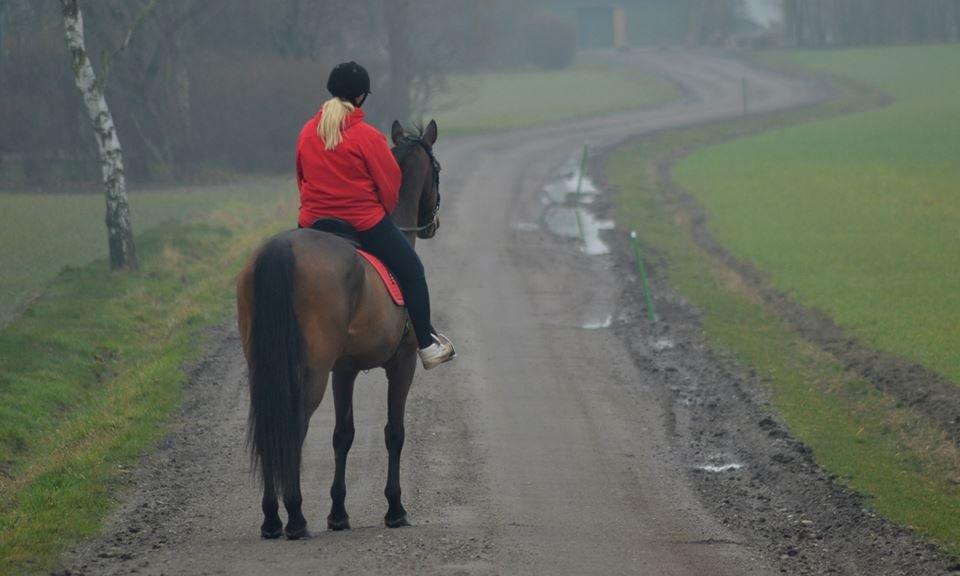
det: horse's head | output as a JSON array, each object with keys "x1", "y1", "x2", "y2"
[{"x1": 391, "y1": 120, "x2": 441, "y2": 241}]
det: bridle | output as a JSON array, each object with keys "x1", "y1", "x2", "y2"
[{"x1": 395, "y1": 137, "x2": 441, "y2": 234}]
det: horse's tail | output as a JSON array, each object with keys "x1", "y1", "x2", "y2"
[{"x1": 247, "y1": 236, "x2": 305, "y2": 498}]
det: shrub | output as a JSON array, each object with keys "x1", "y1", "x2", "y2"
[{"x1": 188, "y1": 52, "x2": 329, "y2": 174}]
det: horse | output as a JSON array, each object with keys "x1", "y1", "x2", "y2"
[{"x1": 236, "y1": 119, "x2": 443, "y2": 540}]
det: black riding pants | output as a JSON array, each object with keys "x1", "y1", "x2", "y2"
[{"x1": 358, "y1": 216, "x2": 433, "y2": 349}]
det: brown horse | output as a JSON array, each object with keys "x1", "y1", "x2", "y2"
[{"x1": 236, "y1": 120, "x2": 442, "y2": 540}]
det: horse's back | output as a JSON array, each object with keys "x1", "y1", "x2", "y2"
[{"x1": 238, "y1": 229, "x2": 407, "y2": 371}]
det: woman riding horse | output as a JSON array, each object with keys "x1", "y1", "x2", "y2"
[
  {"x1": 237, "y1": 61, "x2": 453, "y2": 540},
  {"x1": 297, "y1": 61, "x2": 456, "y2": 369}
]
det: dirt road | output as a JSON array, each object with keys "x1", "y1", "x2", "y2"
[{"x1": 66, "y1": 51, "x2": 823, "y2": 575}]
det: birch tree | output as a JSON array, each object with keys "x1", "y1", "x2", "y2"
[{"x1": 61, "y1": 0, "x2": 137, "y2": 270}]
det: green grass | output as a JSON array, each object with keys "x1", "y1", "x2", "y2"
[
  {"x1": 674, "y1": 45, "x2": 960, "y2": 386},
  {"x1": 0, "y1": 185, "x2": 291, "y2": 574},
  {"x1": 0, "y1": 177, "x2": 290, "y2": 326},
  {"x1": 606, "y1": 45, "x2": 960, "y2": 553},
  {"x1": 430, "y1": 58, "x2": 678, "y2": 134}
]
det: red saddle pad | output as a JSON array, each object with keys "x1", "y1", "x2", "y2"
[{"x1": 357, "y1": 250, "x2": 405, "y2": 306}]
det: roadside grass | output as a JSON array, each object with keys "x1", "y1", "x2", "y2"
[
  {"x1": 0, "y1": 176, "x2": 289, "y2": 326},
  {"x1": 430, "y1": 58, "x2": 678, "y2": 134},
  {"x1": 605, "y1": 46, "x2": 960, "y2": 552},
  {"x1": 674, "y1": 44, "x2": 960, "y2": 386},
  {"x1": 0, "y1": 186, "x2": 291, "y2": 574}
]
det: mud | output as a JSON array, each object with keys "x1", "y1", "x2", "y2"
[{"x1": 608, "y1": 258, "x2": 960, "y2": 575}]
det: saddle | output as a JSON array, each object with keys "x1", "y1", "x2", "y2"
[{"x1": 309, "y1": 219, "x2": 404, "y2": 306}]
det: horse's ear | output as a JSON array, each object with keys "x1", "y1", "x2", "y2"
[
  {"x1": 424, "y1": 119, "x2": 438, "y2": 146},
  {"x1": 391, "y1": 120, "x2": 404, "y2": 145}
]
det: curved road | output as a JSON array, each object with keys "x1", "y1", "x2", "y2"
[{"x1": 67, "y1": 50, "x2": 819, "y2": 575}]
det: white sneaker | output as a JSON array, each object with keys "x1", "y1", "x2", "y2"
[{"x1": 418, "y1": 333, "x2": 457, "y2": 370}]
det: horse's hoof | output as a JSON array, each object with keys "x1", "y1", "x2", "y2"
[
  {"x1": 260, "y1": 526, "x2": 283, "y2": 540},
  {"x1": 327, "y1": 515, "x2": 351, "y2": 531},
  {"x1": 284, "y1": 524, "x2": 310, "y2": 540},
  {"x1": 384, "y1": 514, "x2": 410, "y2": 528},
  {"x1": 260, "y1": 518, "x2": 283, "y2": 540}
]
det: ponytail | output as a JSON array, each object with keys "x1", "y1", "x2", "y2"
[{"x1": 317, "y1": 97, "x2": 355, "y2": 151}]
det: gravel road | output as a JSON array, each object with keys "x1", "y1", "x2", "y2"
[{"x1": 63, "y1": 50, "x2": 899, "y2": 576}]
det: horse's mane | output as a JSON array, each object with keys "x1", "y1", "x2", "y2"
[
  {"x1": 402, "y1": 122, "x2": 426, "y2": 141},
  {"x1": 393, "y1": 122, "x2": 429, "y2": 164}
]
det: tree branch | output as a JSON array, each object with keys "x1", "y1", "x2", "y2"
[{"x1": 98, "y1": 0, "x2": 159, "y2": 90}]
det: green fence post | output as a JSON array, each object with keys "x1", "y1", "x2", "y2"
[
  {"x1": 742, "y1": 76, "x2": 748, "y2": 116},
  {"x1": 631, "y1": 230, "x2": 657, "y2": 324}
]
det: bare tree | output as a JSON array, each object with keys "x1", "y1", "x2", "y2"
[
  {"x1": 61, "y1": 0, "x2": 136, "y2": 269},
  {"x1": 783, "y1": 0, "x2": 960, "y2": 47},
  {"x1": 382, "y1": 0, "x2": 414, "y2": 125}
]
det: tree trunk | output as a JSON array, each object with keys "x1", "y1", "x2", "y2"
[
  {"x1": 384, "y1": 0, "x2": 412, "y2": 125},
  {"x1": 61, "y1": 0, "x2": 137, "y2": 270}
]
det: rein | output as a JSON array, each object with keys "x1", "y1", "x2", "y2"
[
  {"x1": 395, "y1": 137, "x2": 441, "y2": 234},
  {"x1": 396, "y1": 210, "x2": 439, "y2": 233}
]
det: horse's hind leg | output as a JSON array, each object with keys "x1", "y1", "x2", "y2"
[
  {"x1": 327, "y1": 369, "x2": 358, "y2": 531},
  {"x1": 383, "y1": 347, "x2": 417, "y2": 528},
  {"x1": 260, "y1": 474, "x2": 283, "y2": 539},
  {"x1": 280, "y1": 363, "x2": 330, "y2": 540},
  {"x1": 282, "y1": 456, "x2": 308, "y2": 539}
]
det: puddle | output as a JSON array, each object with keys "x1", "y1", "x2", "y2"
[
  {"x1": 539, "y1": 149, "x2": 616, "y2": 255},
  {"x1": 651, "y1": 338, "x2": 675, "y2": 352},
  {"x1": 512, "y1": 221, "x2": 540, "y2": 232},
  {"x1": 542, "y1": 170, "x2": 599, "y2": 203},
  {"x1": 582, "y1": 314, "x2": 613, "y2": 330},
  {"x1": 697, "y1": 463, "x2": 744, "y2": 473},
  {"x1": 544, "y1": 207, "x2": 615, "y2": 255}
]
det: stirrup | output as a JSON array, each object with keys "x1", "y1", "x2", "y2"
[{"x1": 418, "y1": 333, "x2": 457, "y2": 370}]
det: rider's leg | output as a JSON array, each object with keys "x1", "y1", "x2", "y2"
[{"x1": 357, "y1": 217, "x2": 434, "y2": 349}]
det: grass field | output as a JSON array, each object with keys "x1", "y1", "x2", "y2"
[
  {"x1": 431, "y1": 58, "x2": 678, "y2": 134},
  {"x1": 0, "y1": 177, "x2": 290, "y2": 326},
  {"x1": 607, "y1": 44, "x2": 960, "y2": 552},
  {"x1": 0, "y1": 183, "x2": 291, "y2": 574},
  {"x1": 675, "y1": 44, "x2": 960, "y2": 386}
]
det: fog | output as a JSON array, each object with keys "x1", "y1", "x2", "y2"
[{"x1": 0, "y1": 0, "x2": 957, "y2": 190}]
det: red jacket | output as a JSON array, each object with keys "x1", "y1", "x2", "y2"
[{"x1": 296, "y1": 107, "x2": 401, "y2": 231}]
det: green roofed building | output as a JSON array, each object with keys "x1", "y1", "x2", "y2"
[{"x1": 534, "y1": 0, "x2": 782, "y2": 49}]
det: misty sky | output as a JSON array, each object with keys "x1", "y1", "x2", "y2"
[{"x1": 744, "y1": 0, "x2": 782, "y2": 27}]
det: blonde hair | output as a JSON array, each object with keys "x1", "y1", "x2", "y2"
[{"x1": 317, "y1": 97, "x2": 355, "y2": 151}]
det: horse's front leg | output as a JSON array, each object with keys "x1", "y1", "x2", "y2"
[
  {"x1": 383, "y1": 345, "x2": 417, "y2": 527},
  {"x1": 327, "y1": 369, "x2": 358, "y2": 530}
]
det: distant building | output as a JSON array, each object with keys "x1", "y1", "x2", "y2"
[
  {"x1": 577, "y1": 5, "x2": 628, "y2": 49},
  {"x1": 537, "y1": 0, "x2": 689, "y2": 48},
  {"x1": 538, "y1": 0, "x2": 784, "y2": 49}
]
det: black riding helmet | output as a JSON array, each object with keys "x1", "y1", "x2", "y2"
[{"x1": 327, "y1": 61, "x2": 371, "y2": 104}]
